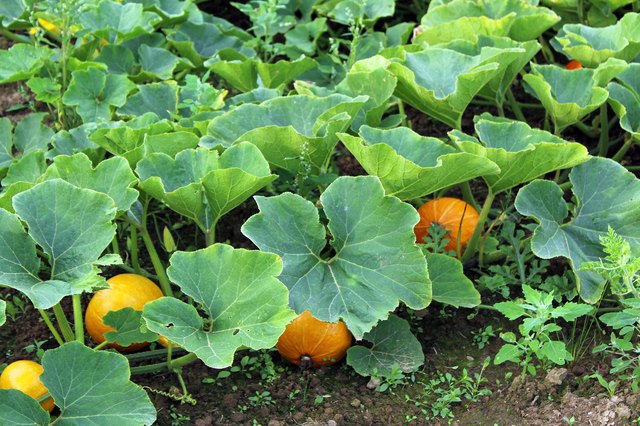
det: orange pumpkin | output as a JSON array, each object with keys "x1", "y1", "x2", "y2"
[
  {"x1": 85, "y1": 273, "x2": 164, "y2": 352},
  {"x1": 414, "y1": 197, "x2": 479, "y2": 252},
  {"x1": 276, "y1": 311, "x2": 352, "y2": 368},
  {"x1": 566, "y1": 60, "x2": 583, "y2": 70},
  {"x1": 0, "y1": 360, "x2": 54, "y2": 412}
]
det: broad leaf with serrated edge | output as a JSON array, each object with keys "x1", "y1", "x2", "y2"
[
  {"x1": 451, "y1": 113, "x2": 589, "y2": 193},
  {"x1": 104, "y1": 307, "x2": 158, "y2": 346},
  {"x1": 118, "y1": 82, "x2": 179, "y2": 120},
  {"x1": 201, "y1": 94, "x2": 366, "y2": 174},
  {"x1": 339, "y1": 125, "x2": 499, "y2": 200},
  {"x1": 63, "y1": 67, "x2": 135, "y2": 123},
  {"x1": 0, "y1": 389, "x2": 48, "y2": 426},
  {"x1": 607, "y1": 63, "x2": 640, "y2": 139},
  {"x1": 136, "y1": 143, "x2": 276, "y2": 234},
  {"x1": 43, "y1": 153, "x2": 138, "y2": 212},
  {"x1": 515, "y1": 157, "x2": 640, "y2": 303},
  {"x1": 347, "y1": 315, "x2": 423, "y2": 378},
  {"x1": 0, "y1": 44, "x2": 52, "y2": 84},
  {"x1": 0, "y1": 114, "x2": 54, "y2": 172},
  {"x1": 80, "y1": 0, "x2": 161, "y2": 43},
  {"x1": 242, "y1": 176, "x2": 431, "y2": 339},
  {"x1": 428, "y1": 253, "x2": 480, "y2": 308},
  {"x1": 522, "y1": 58, "x2": 627, "y2": 131},
  {"x1": 143, "y1": 244, "x2": 296, "y2": 368},
  {"x1": 13, "y1": 179, "x2": 117, "y2": 285},
  {"x1": 40, "y1": 342, "x2": 156, "y2": 425}
]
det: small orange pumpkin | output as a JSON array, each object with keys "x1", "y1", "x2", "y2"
[
  {"x1": 414, "y1": 197, "x2": 479, "y2": 252},
  {"x1": 0, "y1": 360, "x2": 54, "y2": 412},
  {"x1": 276, "y1": 311, "x2": 352, "y2": 368},
  {"x1": 566, "y1": 60, "x2": 583, "y2": 70},
  {"x1": 85, "y1": 273, "x2": 164, "y2": 352}
]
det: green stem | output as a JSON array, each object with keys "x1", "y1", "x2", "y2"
[
  {"x1": 139, "y1": 198, "x2": 174, "y2": 297},
  {"x1": 559, "y1": 181, "x2": 572, "y2": 192},
  {"x1": 459, "y1": 181, "x2": 480, "y2": 212},
  {"x1": 52, "y1": 303, "x2": 75, "y2": 342},
  {"x1": 72, "y1": 294, "x2": 84, "y2": 344},
  {"x1": 612, "y1": 136, "x2": 635, "y2": 163},
  {"x1": 626, "y1": 165, "x2": 640, "y2": 171},
  {"x1": 596, "y1": 307, "x2": 623, "y2": 313},
  {"x1": 38, "y1": 309, "x2": 65, "y2": 346},
  {"x1": 94, "y1": 341, "x2": 108, "y2": 350},
  {"x1": 110, "y1": 234, "x2": 121, "y2": 257},
  {"x1": 461, "y1": 190, "x2": 495, "y2": 264},
  {"x1": 572, "y1": 120, "x2": 598, "y2": 139},
  {"x1": 126, "y1": 347, "x2": 185, "y2": 361},
  {"x1": 130, "y1": 225, "x2": 141, "y2": 274},
  {"x1": 477, "y1": 304, "x2": 499, "y2": 311},
  {"x1": 116, "y1": 263, "x2": 157, "y2": 279},
  {"x1": 0, "y1": 28, "x2": 31, "y2": 43},
  {"x1": 397, "y1": 99, "x2": 410, "y2": 129},
  {"x1": 205, "y1": 221, "x2": 217, "y2": 247},
  {"x1": 598, "y1": 104, "x2": 609, "y2": 157},
  {"x1": 505, "y1": 88, "x2": 527, "y2": 123},
  {"x1": 130, "y1": 353, "x2": 197, "y2": 375}
]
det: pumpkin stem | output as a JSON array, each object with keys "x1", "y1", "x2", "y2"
[{"x1": 300, "y1": 355, "x2": 313, "y2": 369}]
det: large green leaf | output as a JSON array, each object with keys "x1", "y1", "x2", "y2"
[
  {"x1": 551, "y1": 13, "x2": 640, "y2": 68},
  {"x1": 450, "y1": 114, "x2": 589, "y2": 193},
  {"x1": 143, "y1": 244, "x2": 296, "y2": 368},
  {"x1": 43, "y1": 153, "x2": 138, "y2": 212},
  {"x1": 79, "y1": 0, "x2": 162, "y2": 43},
  {"x1": 607, "y1": 63, "x2": 640, "y2": 139},
  {"x1": 383, "y1": 47, "x2": 503, "y2": 129},
  {"x1": 40, "y1": 342, "x2": 156, "y2": 425},
  {"x1": 242, "y1": 176, "x2": 431, "y2": 339},
  {"x1": 166, "y1": 21, "x2": 253, "y2": 67},
  {"x1": 63, "y1": 67, "x2": 135, "y2": 123},
  {"x1": 89, "y1": 121, "x2": 199, "y2": 167},
  {"x1": 415, "y1": 0, "x2": 560, "y2": 44},
  {"x1": 339, "y1": 126, "x2": 499, "y2": 200},
  {"x1": 104, "y1": 307, "x2": 158, "y2": 346},
  {"x1": 318, "y1": 0, "x2": 395, "y2": 26},
  {"x1": 439, "y1": 36, "x2": 540, "y2": 104},
  {"x1": 0, "y1": 0, "x2": 27, "y2": 26},
  {"x1": 13, "y1": 179, "x2": 117, "y2": 285},
  {"x1": 335, "y1": 56, "x2": 398, "y2": 130},
  {"x1": 515, "y1": 157, "x2": 640, "y2": 303},
  {"x1": 428, "y1": 253, "x2": 480, "y2": 308},
  {"x1": 117, "y1": 82, "x2": 179, "y2": 120},
  {"x1": 0, "y1": 389, "x2": 48, "y2": 426},
  {"x1": 136, "y1": 143, "x2": 276, "y2": 234},
  {"x1": 208, "y1": 55, "x2": 317, "y2": 92},
  {"x1": 202, "y1": 94, "x2": 366, "y2": 174},
  {"x1": 0, "y1": 44, "x2": 52, "y2": 84},
  {"x1": 2, "y1": 151, "x2": 46, "y2": 188},
  {"x1": 0, "y1": 114, "x2": 53, "y2": 173},
  {"x1": 347, "y1": 315, "x2": 424, "y2": 378},
  {"x1": 522, "y1": 58, "x2": 627, "y2": 132}
]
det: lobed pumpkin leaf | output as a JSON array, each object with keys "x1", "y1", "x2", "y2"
[
  {"x1": 522, "y1": 58, "x2": 627, "y2": 132},
  {"x1": 12, "y1": 179, "x2": 117, "y2": 288},
  {"x1": 0, "y1": 114, "x2": 54, "y2": 174},
  {"x1": 143, "y1": 244, "x2": 296, "y2": 368},
  {"x1": 43, "y1": 153, "x2": 139, "y2": 212},
  {"x1": 40, "y1": 342, "x2": 156, "y2": 425},
  {"x1": 551, "y1": 13, "x2": 640, "y2": 68},
  {"x1": 347, "y1": 315, "x2": 424, "y2": 378},
  {"x1": 339, "y1": 125, "x2": 499, "y2": 200},
  {"x1": 415, "y1": 0, "x2": 560, "y2": 44},
  {"x1": 450, "y1": 113, "x2": 590, "y2": 194},
  {"x1": 79, "y1": 0, "x2": 162, "y2": 43},
  {"x1": 136, "y1": 143, "x2": 276, "y2": 234},
  {"x1": 242, "y1": 176, "x2": 431, "y2": 339},
  {"x1": 201, "y1": 94, "x2": 366, "y2": 174},
  {"x1": 515, "y1": 157, "x2": 640, "y2": 303},
  {"x1": 0, "y1": 0, "x2": 27, "y2": 27},
  {"x1": 63, "y1": 67, "x2": 135, "y2": 123},
  {"x1": 118, "y1": 82, "x2": 179, "y2": 120},
  {"x1": 607, "y1": 63, "x2": 640, "y2": 139},
  {"x1": 428, "y1": 253, "x2": 480, "y2": 308},
  {"x1": 103, "y1": 307, "x2": 158, "y2": 346},
  {"x1": 0, "y1": 44, "x2": 52, "y2": 84},
  {"x1": 0, "y1": 389, "x2": 48, "y2": 426}
]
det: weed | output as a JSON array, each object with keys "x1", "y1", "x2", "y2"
[
  {"x1": 472, "y1": 325, "x2": 496, "y2": 349},
  {"x1": 248, "y1": 391, "x2": 274, "y2": 407}
]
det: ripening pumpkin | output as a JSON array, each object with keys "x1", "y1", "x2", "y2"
[
  {"x1": 414, "y1": 197, "x2": 479, "y2": 252},
  {"x1": 566, "y1": 60, "x2": 583, "y2": 70},
  {"x1": 0, "y1": 360, "x2": 54, "y2": 412},
  {"x1": 85, "y1": 273, "x2": 164, "y2": 352},
  {"x1": 276, "y1": 311, "x2": 352, "y2": 368}
]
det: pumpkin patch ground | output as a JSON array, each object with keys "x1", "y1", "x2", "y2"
[{"x1": 1, "y1": 0, "x2": 640, "y2": 425}]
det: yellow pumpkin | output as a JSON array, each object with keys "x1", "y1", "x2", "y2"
[
  {"x1": 0, "y1": 360, "x2": 54, "y2": 412},
  {"x1": 276, "y1": 311, "x2": 352, "y2": 368},
  {"x1": 85, "y1": 273, "x2": 164, "y2": 352}
]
